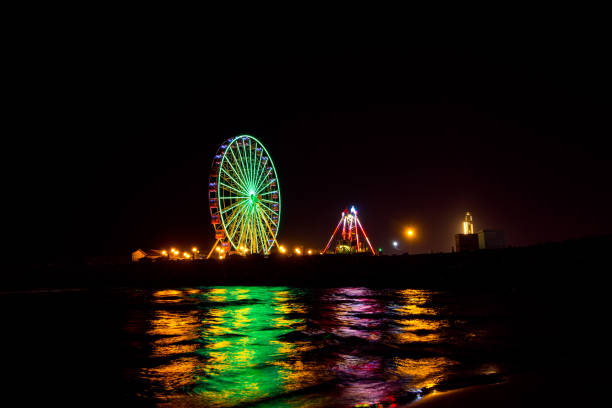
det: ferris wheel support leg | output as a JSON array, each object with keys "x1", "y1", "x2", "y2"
[{"x1": 206, "y1": 239, "x2": 221, "y2": 259}]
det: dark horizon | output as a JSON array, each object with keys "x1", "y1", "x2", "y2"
[{"x1": 14, "y1": 45, "x2": 612, "y2": 258}]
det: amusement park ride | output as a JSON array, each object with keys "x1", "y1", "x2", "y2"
[
  {"x1": 322, "y1": 206, "x2": 377, "y2": 255},
  {"x1": 206, "y1": 135, "x2": 376, "y2": 258},
  {"x1": 206, "y1": 135, "x2": 281, "y2": 258}
]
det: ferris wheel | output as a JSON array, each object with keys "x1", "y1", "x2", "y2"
[{"x1": 207, "y1": 135, "x2": 281, "y2": 257}]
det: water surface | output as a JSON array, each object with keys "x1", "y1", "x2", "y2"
[{"x1": 127, "y1": 286, "x2": 516, "y2": 407}]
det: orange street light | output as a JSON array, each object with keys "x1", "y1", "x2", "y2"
[
  {"x1": 404, "y1": 227, "x2": 416, "y2": 255},
  {"x1": 307, "y1": 249, "x2": 313, "y2": 255}
]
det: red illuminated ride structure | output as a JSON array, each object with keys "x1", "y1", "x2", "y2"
[{"x1": 322, "y1": 206, "x2": 376, "y2": 255}]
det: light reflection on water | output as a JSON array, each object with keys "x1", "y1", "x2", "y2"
[{"x1": 139, "y1": 287, "x2": 501, "y2": 407}]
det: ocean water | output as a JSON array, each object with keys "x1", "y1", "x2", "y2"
[{"x1": 3, "y1": 286, "x2": 541, "y2": 407}]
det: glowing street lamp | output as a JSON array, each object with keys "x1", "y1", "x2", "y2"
[
  {"x1": 307, "y1": 249, "x2": 312, "y2": 255},
  {"x1": 392, "y1": 241, "x2": 398, "y2": 248},
  {"x1": 279, "y1": 245, "x2": 286, "y2": 254},
  {"x1": 294, "y1": 247, "x2": 302, "y2": 255},
  {"x1": 404, "y1": 227, "x2": 416, "y2": 255}
]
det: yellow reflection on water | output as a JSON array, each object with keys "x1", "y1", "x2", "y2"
[
  {"x1": 394, "y1": 289, "x2": 446, "y2": 344},
  {"x1": 391, "y1": 289, "x2": 456, "y2": 392}
]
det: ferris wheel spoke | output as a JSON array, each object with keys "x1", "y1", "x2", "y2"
[
  {"x1": 259, "y1": 200, "x2": 281, "y2": 219},
  {"x1": 234, "y1": 207, "x2": 249, "y2": 248},
  {"x1": 228, "y1": 147, "x2": 251, "y2": 190},
  {"x1": 219, "y1": 182, "x2": 248, "y2": 196},
  {"x1": 255, "y1": 169, "x2": 273, "y2": 193},
  {"x1": 220, "y1": 168, "x2": 248, "y2": 194},
  {"x1": 256, "y1": 206, "x2": 277, "y2": 252},
  {"x1": 253, "y1": 207, "x2": 260, "y2": 253},
  {"x1": 253, "y1": 156, "x2": 270, "y2": 192},
  {"x1": 232, "y1": 205, "x2": 254, "y2": 247},
  {"x1": 220, "y1": 198, "x2": 249, "y2": 215},
  {"x1": 257, "y1": 204, "x2": 278, "y2": 228},
  {"x1": 248, "y1": 141, "x2": 256, "y2": 189},
  {"x1": 222, "y1": 153, "x2": 249, "y2": 189},
  {"x1": 228, "y1": 204, "x2": 249, "y2": 243},
  {"x1": 255, "y1": 207, "x2": 272, "y2": 252},
  {"x1": 237, "y1": 141, "x2": 252, "y2": 188},
  {"x1": 255, "y1": 212, "x2": 268, "y2": 254},
  {"x1": 259, "y1": 190, "x2": 277, "y2": 196},
  {"x1": 247, "y1": 206, "x2": 256, "y2": 250},
  {"x1": 252, "y1": 143, "x2": 264, "y2": 186},
  {"x1": 258, "y1": 200, "x2": 278, "y2": 217},
  {"x1": 225, "y1": 202, "x2": 248, "y2": 227},
  {"x1": 246, "y1": 142, "x2": 257, "y2": 188},
  {"x1": 221, "y1": 159, "x2": 248, "y2": 188},
  {"x1": 224, "y1": 201, "x2": 250, "y2": 231},
  {"x1": 252, "y1": 211, "x2": 259, "y2": 254},
  {"x1": 254, "y1": 164, "x2": 272, "y2": 189},
  {"x1": 242, "y1": 207, "x2": 250, "y2": 251}
]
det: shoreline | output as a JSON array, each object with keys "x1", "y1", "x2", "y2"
[
  {"x1": 3, "y1": 235, "x2": 609, "y2": 291},
  {"x1": 405, "y1": 372, "x2": 589, "y2": 408}
]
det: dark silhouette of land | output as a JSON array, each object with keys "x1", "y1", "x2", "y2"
[{"x1": 4, "y1": 235, "x2": 610, "y2": 291}]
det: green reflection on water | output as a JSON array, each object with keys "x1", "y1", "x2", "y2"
[
  {"x1": 193, "y1": 287, "x2": 307, "y2": 405},
  {"x1": 140, "y1": 286, "x2": 324, "y2": 407}
]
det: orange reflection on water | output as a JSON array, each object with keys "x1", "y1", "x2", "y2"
[
  {"x1": 142, "y1": 290, "x2": 204, "y2": 398},
  {"x1": 274, "y1": 358, "x2": 331, "y2": 393},
  {"x1": 153, "y1": 289, "x2": 185, "y2": 303},
  {"x1": 148, "y1": 309, "x2": 200, "y2": 356},
  {"x1": 395, "y1": 289, "x2": 437, "y2": 316},
  {"x1": 393, "y1": 357, "x2": 456, "y2": 390},
  {"x1": 209, "y1": 288, "x2": 228, "y2": 302},
  {"x1": 391, "y1": 289, "x2": 456, "y2": 392},
  {"x1": 394, "y1": 289, "x2": 447, "y2": 344}
]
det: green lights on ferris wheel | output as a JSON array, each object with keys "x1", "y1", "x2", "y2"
[{"x1": 209, "y1": 135, "x2": 281, "y2": 255}]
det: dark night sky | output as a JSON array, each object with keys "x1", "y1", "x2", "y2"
[{"x1": 13, "y1": 38, "x2": 612, "y2": 258}]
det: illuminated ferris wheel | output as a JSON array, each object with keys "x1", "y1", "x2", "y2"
[{"x1": 207, "y1": 135, "x2": 281, "y2": 257}]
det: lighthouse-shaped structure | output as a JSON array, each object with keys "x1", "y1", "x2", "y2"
[
  {"x1": 463, "y1": 211, "x2": 474, "y2": 235},
  {"x1": 322, "y1": 206, "x2": 376, "y2": 255}
]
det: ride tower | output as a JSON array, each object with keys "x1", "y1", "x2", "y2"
[{"x1": 322, "y1": 206, "x2": 376, "y2": 255}]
